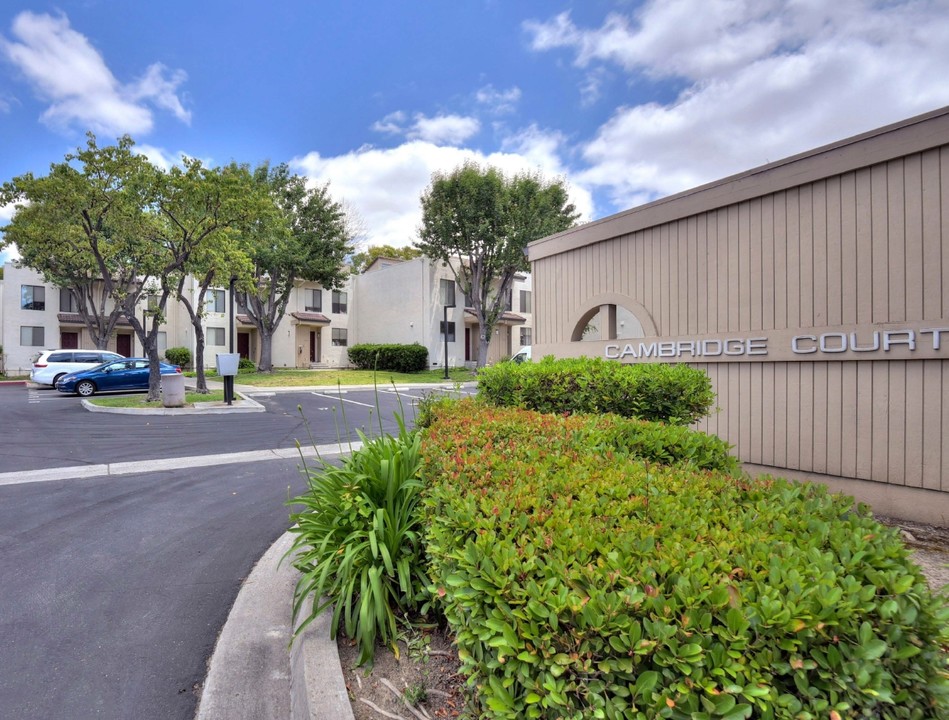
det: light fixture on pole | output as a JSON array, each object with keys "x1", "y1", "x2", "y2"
[{"x1": 442, "y1": 281, "x2": 456, "y2": 380}]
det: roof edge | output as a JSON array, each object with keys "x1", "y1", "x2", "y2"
[{"x1": 530, "y1": 105, "x2": 949, "y2": 261}]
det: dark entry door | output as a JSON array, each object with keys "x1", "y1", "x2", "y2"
[
  {"x1": 309, "y1": 331, "x2": 320, "y2": 363},
  {"x1": 117, "y1": 334, "x2": 132, "y2": 357},
  {"x1": 61, "y1": 332, "x2": 79, "y2": 349},
  {"x1": 237, "y1": 333, "x2": 250, "y2": 359},
  {"x1": 464, "y1": 328, "x2": 471, "y2": 362}
]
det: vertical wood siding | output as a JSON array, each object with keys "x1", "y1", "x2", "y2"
[{"x1": 534, "y1": 147, "x2": 949, "y2": 489}]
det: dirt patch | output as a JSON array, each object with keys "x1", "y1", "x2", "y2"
[
  {"x1": 339, "y1": 626, "x2": 470, "y2": 720},
  {"x1": 339, "y1": 517, "x2": 949, "y2": 719}
]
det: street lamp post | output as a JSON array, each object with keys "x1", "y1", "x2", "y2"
[
  {"x1": 443, "y1": 281, "x2": 456, "y2": 380},
  {"x1": 225, "y1": 276, "x2": 236, "y2": 405}
]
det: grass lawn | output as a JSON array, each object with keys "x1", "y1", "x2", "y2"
[
  {"x1": 0, "y1": 375, "x2": 29, "y2": 381},
  {"x1": 186, "y1": 367, "x2": 477, "y2": 387},
  {"x1": 87, "y1": 390, "x2": 226, "y2": 408}
]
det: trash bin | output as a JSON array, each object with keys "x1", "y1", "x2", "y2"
[{"x1": 161, "y1": 372, "x2": 186, "y2": 408}]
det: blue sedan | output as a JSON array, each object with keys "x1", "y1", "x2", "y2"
[{"x1": 56, "y1": 358, "x2": 182, "y2": 397}]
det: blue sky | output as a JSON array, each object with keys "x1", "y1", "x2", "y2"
[{"x1": 2, "y1": 0, "x2": 948, "y2": 263}]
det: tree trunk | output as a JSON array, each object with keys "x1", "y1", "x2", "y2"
[
  {"x1": 478, "y1": 331, "x2": 490, "y2": 368},
  {"x1": 145, "y1": 340, "x2": 162, "y2": 403},
  {"x1": 258, "y1": 327, "x2": 275, "y2": 372},
  {"x1": 192, "y1": 320, "x2": 208, "y2": 393}
]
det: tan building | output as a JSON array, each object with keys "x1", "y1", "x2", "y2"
[{"x1": 529, "y1": 106, "x2": 949, "y2": 526}]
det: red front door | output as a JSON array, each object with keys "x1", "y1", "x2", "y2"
[
  {"x1": 117, "y1": 334, "x2": 132, "y2": 357},
  {"x1": 61, "y1": 331, "x2": 79, "y2": 349},
  {"x1": 237, "y1": 333, "x2": 250, "y2": 360}
]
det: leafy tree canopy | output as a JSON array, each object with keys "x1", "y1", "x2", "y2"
[
  {"x1": 237, "y1": 163, "x2": 354, "y2": 371},
  {"x1": 350, "y1": 243, "x2": 422, "y2": 273},
  {"x1": 415, "y1": 161, "x2": 578, "y2": 366}
]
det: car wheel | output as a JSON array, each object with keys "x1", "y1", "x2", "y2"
[{"x1": 76, "y1": 380, "x2": 96, "y2": 397}]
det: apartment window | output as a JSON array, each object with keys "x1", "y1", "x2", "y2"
[
  {"x1": 20, "y1": 326, "x2": 45, "y2": 346},
  {"x1": 504, "y1": 289, "x2": 513, "y2": 312},
  {"x1": 207, "y1": 289, "x2": 226, "y2": 314},
  {"x1": 440, "y1": 321, "x2": 456, "y2": 342},
  {"x1": 332, "y1": 328, "x2": 348, "y2": 346},
  {"x1": 147, "y1": 294, "x2": 160, "y2": 312},
  {"x1": 207, "y1": 327, "x2": 225, "y2": 346},
  {"x1": 440, "y1": 279, "x2": 455, "y2": 307},
  {"x1": 60, "y1": 289, "x2": 80, "y2": 313},
  {"x1": 332, "y1": 291, "x2": 348, "y2": 314},
  {"x1": 520, "y1": 328, "x2": 533, "y2": 346},
  {"x1": 464, "y1": 290, "x2": 475, "y2": 308},
  {"x1": 157, "y1": 331, "x2": 168, "y2": 357},
  {"x1": 520, "y1": 290, "x2": 532, "y2": 314},
  {"x1": 21, "y1": 285, "x2": 45, "y2": 311},
  {"x1": 306, "y1": 289, "x2": 322, "y2": 312}
]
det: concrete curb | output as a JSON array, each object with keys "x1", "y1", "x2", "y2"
[
  {"x1": 81, "y1": 390, "x2": 266, "y2": 415},
  {"x1": 195, "y1": 532, "x2": 296, "y2": 719},
  {"x1": 196, "y1": 530, "x2": 354, "y2": 720},
  {"x1": 290, "y1": 595, "x2": 356, "y2": 720}
]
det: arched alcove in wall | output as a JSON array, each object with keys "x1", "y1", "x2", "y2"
[{"x1": 568, "y1": 293, "x2": 658, "y2": 343}]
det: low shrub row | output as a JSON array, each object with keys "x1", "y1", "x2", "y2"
[
  {"x1": 421, "y1": 401, "x2": 949, "y2": 719},
  {"x1": 477, "y1": 357, "x2": 716, "y2": 425},
  {"x1": 348, "y1": 343, "x2": 428, "y2": 373}
]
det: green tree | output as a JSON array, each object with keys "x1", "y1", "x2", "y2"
[
  {"x1": 152, "y1": 160, "x2": 264, "y2": 393},
  {"x1": 237, "y1": 164, "x2": 353, "y2": 372},
  {"x1": 1, "y1": 134, "x2": 156, "y2": 351},
  {"x1": 416, "y1": 162, "x2": 579, "y2": 367},
  {"x1": 350, "y1": 243, "x2": 422, "y2": 273}
]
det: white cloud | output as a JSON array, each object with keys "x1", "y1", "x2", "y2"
[
  {"x1": 290, "y1": 139, "x2": 594, "y2": 249},
  {"x1": 409, "y1": 114, "x2": 480, "y2": 144},
  {"x1": 371, "y1": 111, "x2": 480, "y2": 145},
  {"x1": 132, "y1": 144, "x2": 210, "y2": 172},
  {"x1": 1, "y1": 11, "x2": 190, "y2": 136},
  {"x1": 475, "y1": 84, "x2": 522, "y2": 114},
  {"x1": 0, "y1": 202, "x2": 21, "y2": 263},
  {"x1": 526, "y1": 1, "x2": 949, "y2": 209},
  {"x1": 371, "y1": 111, "x2": 407, "y2": 135}
]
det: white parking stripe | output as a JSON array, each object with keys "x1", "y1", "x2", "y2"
[
  {"x1": 310, "y1": 391, "x2": 375, "y2": 408},
  {"x1": 0, "y1": 441, "x2": 363, "y2": 487}
]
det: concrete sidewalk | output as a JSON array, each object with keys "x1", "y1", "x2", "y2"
[{"x1": 195, "y1": 531, "x2": 355, "y2": 720}]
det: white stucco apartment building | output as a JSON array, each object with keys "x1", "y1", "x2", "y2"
[{"x1": 0, "y1": 258, "x2": 532, "y2": 373}]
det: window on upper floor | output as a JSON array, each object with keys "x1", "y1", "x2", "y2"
[
  {"x1": 21, "y1": 285, "x2": 45, "y2": 311},
  {"x1": 504, "y1": 289, "x2": 513, "y2": 312},
  {"x1": 306, "y1": 288, "x2": 322, "y2": 312},
  {"x1": 207, "y1": 327, "x2": 225, "y2": 346},
  {"x1": 207, "y1": 289, "x2": 226, "y2": 314},
  {"x1": 147, "y1": 294, "x2": 160, "y2": 312},
  {"x1": 332, "y1": 328, "x2": 348, "y2": 346},
  {"x1": 440, "y1": 278, "x2": 456, "y2": 307},
  {"x1": 60, "y1": 289, "x2": 80, "y2": 313},
  {"x1": 520, "y1": 290, "x2": 531, "y2": 314},
  {"x1": 332, "y1": 291, "x2": 348, "y2": 314},
  {"x1": 520, "y1": 327, "x2": 532, "y2": 346}
]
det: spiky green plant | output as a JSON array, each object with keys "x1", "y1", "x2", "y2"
[{"x1": 287, "y1": 414, "x2": 428, "y2": 666}]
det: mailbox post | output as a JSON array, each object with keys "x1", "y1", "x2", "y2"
[{"x1": 217, "y1": 353, "x2": 240, "y2": 405}]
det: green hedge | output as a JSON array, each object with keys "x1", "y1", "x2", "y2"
[
  {"x1": 165, "y1": 346, "x2": 191, "y2": 368},
  {"x1": 348, "y1": 343, "x2": 428, "y2": 373},
  {"x1": 421, "y1": 402, "x2": 949, "y2": 719},
  {"x1": 477, "y1": 357, "x2": 716, "y2": 425}
]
